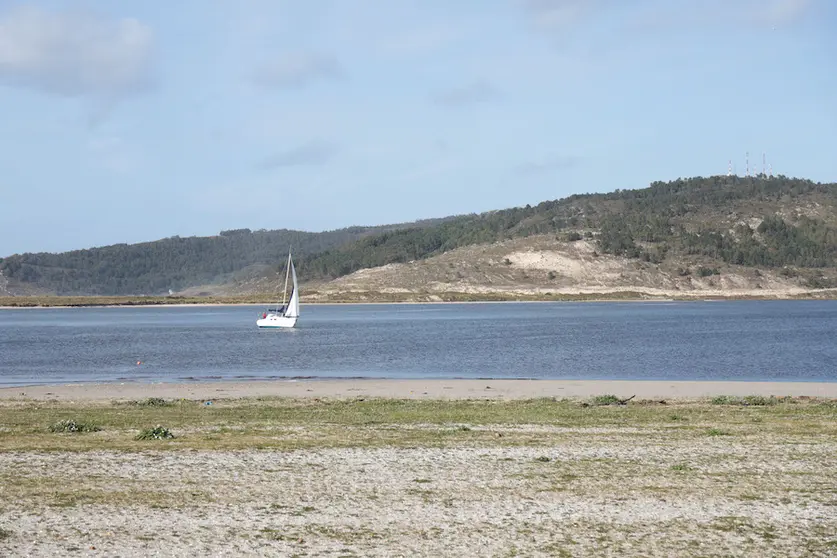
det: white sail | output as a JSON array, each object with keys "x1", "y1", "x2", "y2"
[
  {"x1": 284, "y1": 257, "x2": 300, "y2": 318},
  {"x1": 256, "y1": 248, "x2": 299, "y2": 328}
]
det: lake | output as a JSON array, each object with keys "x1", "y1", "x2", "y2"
[{"x1": 1, "y1": 301, "x2": 836, "y2": 387}]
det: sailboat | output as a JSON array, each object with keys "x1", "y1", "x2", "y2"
[{"x1": 257, "y1": 249, "x2": 300, "y2": 329}]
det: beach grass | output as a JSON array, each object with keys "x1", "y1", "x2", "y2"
[{"x1": 0, "y1": 396, "x2": 834, "y2": 451}]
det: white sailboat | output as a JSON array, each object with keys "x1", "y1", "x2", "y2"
[{"x1": 257, "y1": 250, "x2": 300, "y2": 329}]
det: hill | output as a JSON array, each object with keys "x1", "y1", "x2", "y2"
[
  {"x1": 0, "y1": 217, "x2": 456, "y2": 296},
  {"x1": 2, "y1": 175, "x2": 837, "y2": 299}
]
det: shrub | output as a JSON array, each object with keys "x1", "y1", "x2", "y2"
[
  {"x1": 136, "y1": 426, "x2": 175, "y2": 440},
  {"x1": 49, "y1": 420, "x2": 101, "y2": 433},
  {"x1": 589, "y1": 395, "x2": 621, "y2": 406}
]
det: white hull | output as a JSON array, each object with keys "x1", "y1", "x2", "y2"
[{"x1": 257, "y1": 314, "x2": 298, "y2": 328}]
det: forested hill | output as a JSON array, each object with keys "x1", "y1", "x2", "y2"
[
  {"x1": 289, "y1": 174, "x2": 837, "y2": 284},
  {"x1": 0, "y1": 217, "x2": 457, "y2": 295},
  {"x1": 2, "y1": 175, "x2": 836, "y2": 296}
]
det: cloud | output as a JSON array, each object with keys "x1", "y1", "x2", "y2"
[
  {"x1": 259, "y1": 139, "x2": 338, "y2": 169},
  {"x1": 431, "y1": 80, "x2": 499, "y2": 108},
  {"x1": 522, "y1": 0, "x2": 818, "y2": 38},
  {"x1": 513, "y1": 154, "x2": 581, "y2": 176},
  {"x1": 0, "y1": 5, "x2": 154, "y2": 99},
  {"x1": 252, "y1": 52, "x2": 344, "y2": 89}
]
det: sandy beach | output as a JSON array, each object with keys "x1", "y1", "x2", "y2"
[
  {"x1": 2, "y1": 378, "x2": 836, "y2": 402},
  {"x1": 1, "y1": 393, "x2": 835, "y2": 556}
]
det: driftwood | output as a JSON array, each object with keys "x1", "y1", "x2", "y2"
[{"x1": 617, "y1": 395, "x2": 636, "y2": 405}]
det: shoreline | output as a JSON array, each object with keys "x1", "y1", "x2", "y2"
[
  {"x1": 3, "y1": 295, "x2": 836, "y2": 310},
  {"x1": 3, "y1": 378, "x2": 836, "y2": 402}
]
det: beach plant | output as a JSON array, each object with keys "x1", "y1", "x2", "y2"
[
  {"x1": 0, "y1": 528, "x2": 12, "y2": 541},
  {"x1": 711, "y1": 395, "x2": 778, "y2": 406},
  {"x1": 742, "y1": 395, "x2": 777, "y2": 406},
  {"x1": 48, "y1": 419, "x2": 101, "y2": 433},
  {"x1": 136, "y1": 425, "x2": 175, "y2": 440},
  {"x1": 137, "y1": 397, "x2": 173, "y2": 407},
  {"x1": 589, "y1": 395, "x2": 621, "y2": 406},
  {"x1": 707, "y1": 428, "x2": 731, "y2": 437}
]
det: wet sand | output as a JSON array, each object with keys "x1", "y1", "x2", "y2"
[{"x1": 2, "y1": 378, "x2": 835, "y2": 402}]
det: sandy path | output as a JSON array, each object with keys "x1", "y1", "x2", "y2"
[{"x1": 2, "y1": 379, "x2": 836, "y2": 402}]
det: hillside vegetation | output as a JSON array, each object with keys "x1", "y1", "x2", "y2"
[
  {"x1": 2, "y1": 175, "x2": 837, "y2": 297},
  {"x1": 0, "y1": 217, "x2": 454, "y2": 296}
]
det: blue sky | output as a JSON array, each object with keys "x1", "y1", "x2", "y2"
[{"x1": 0, "y1": 0, "x2": 835, "y2": 256}]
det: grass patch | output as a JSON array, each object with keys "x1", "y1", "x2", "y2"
[
  {"x1": 0, "y1": 527, "x2": 11, "y2": 541},
  {"x1": 135, "y1": 426, "x2": 174, "y2": 440},
  {"x1": 588, "y1": 395, "x2": 622, "y2": 406},
  {"x1": 707, "y1": 428, "x2": 732, "y2": 437},
  {"x1": 0, "y1": 397, "x2": 834, "y2": 452},
  {"x1": 48, "y1": 419, "x2": 101, "y2": 433},
  {"x1": 134, "y1": 397, "x2": 174, "y2": 407},
  {"x1": 711, "y1": 395, "x2": 779, "y2": 406}
]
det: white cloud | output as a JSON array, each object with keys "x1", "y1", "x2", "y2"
[
  {"x1": 252, "y1": 52, "x2": 344, "y2": 89},
  {"x1": 0, "y1": 5, "x2": 154, "y2": 98}
]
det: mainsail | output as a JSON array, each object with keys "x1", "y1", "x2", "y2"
[{"x1": 284, "y1": 257, "x2": 300, "y2": 318}]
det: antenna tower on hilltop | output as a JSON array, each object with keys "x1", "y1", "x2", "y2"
[
  {"x1": 746, "y1": 152, "x2": 750, "y2": 177},
  {"x1": 727, "y1": 160, "x2": 732, "y2": 177}
]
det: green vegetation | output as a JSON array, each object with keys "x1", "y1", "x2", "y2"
[
  {"x1": 1, "y1": 396, "x2": 834, "y2": 452},
  {"x1": 0, "y1": 217, "x2": 455, "y2": 295},
  {"x1": 711, "y1": 395, "x2": 780, "y2": 406},
  {"x1": 135, "y1": 426, "x2": 175, "y2": 440},
  {"x1": 48, "y1": 419, "x2": 102, "y2": 433},
  {"x1": 2, "y1": 175, "x2": 837, "y2": 295}
]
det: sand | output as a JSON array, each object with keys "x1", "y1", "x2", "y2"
[
  {"x1": 2, "y1": 378, "x2": 836, "y2": 402},
  {"x1": 1, "y1": 399, "x2": 836, "y2": 556}
]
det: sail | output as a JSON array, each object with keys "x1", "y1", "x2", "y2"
[{"x1": 284, "y1": 256, "x2": 300, "y2": 318}]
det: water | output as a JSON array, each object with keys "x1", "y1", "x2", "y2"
[{"x1": 1, "y1": 301, "x2": 836, "y2": 387}]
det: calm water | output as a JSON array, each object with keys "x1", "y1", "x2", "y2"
[{"x1": 1, "y1": 301, "x2": 836, "y2": 387}]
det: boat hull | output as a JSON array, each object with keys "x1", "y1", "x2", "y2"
[{"x1": 256, "y1": 315, "x2": 298, "y2": 329}]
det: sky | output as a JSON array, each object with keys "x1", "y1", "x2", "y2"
[{"x1": 0, "y1": 0, "x2": 835, "y2": 256}]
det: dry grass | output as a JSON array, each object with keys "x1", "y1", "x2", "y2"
[{"x1": 0, "y1": 397, "x2": 835, "y2": 556}]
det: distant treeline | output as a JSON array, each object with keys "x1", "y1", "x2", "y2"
[
  {"x1": 2, "y1": 175, "x2": 836, "y2": 295},
  {"x1": 0, "y1": 218, "x2": 454, "y2": 295}
]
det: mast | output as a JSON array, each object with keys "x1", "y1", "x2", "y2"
[{"x1": 281, "y1": 249, "x2": 291, "y2": 308}]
